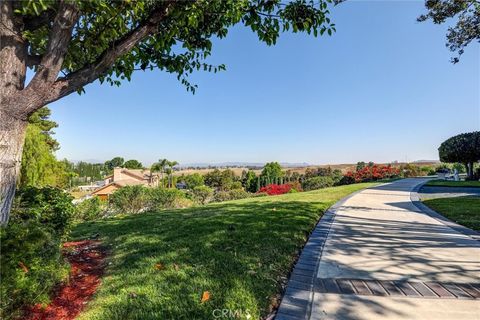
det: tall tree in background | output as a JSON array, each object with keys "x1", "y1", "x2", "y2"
[
  {"x1": 261, "y1": 162, "x2": 283, "y2": 184},
  {"x1": 123, "y1": 159, "x2": 144, "y2": 169},
  {"x1": 166, "y1": 160, "x2": 178, "y2": 188},
  {"x1": 20, "y1": 107, "x2": 70, "y2": 188},
  {"x1": 0, "y1": 0, "x2": 338, "y2": 223},
  {"x1": 104, "y1": 157, "x2": 125, "y2": 172},
  {"x1": 151, "y1": 158, "x2": 169, "y2": 188},
  {"x1": 418, "y1": 0, "x2": 480, "y2": 63}
]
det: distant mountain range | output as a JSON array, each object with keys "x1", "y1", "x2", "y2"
[{"x1": 178, "y1": 162, "x2": 311, "y2": 168}]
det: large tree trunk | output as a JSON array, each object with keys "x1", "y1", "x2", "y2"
[
  {"x1": 0, "y1": 114, "x2": 27, "y2": 224},
  {"x1": 1, "y1": 1, "x2": 28, "y2": 225}
]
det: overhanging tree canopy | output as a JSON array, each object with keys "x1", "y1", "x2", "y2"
[
  {"x1": 438, "y1": 131, "x2": 480, "y2": 179},
  {"x1": 0, "y1": 0, "x2": 340, "y2": 224}
]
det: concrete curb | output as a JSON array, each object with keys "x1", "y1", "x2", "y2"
[
  {"x1": 275, "y1": 188, "x2": 366, "y2": 320},
  {"x1": 410, "y1": 181, "x2": 480, "y2": 241}
]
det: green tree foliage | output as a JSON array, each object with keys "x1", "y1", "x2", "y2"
[
  {"x1": 151, "y1": 159, "x2": 169, "y2": 188},
  {"x1": 438, "y1": 131, "x2": 480, "y2": 179},
  {"x1": 242, "y1": 170, "x2": 257, "y2": 193},
  {"x1": 260, "y1": 162, "x2": 283, "y2": 184},
  {"x1": 123, "y1": 159, "x2": 144, "y2": 169},
  {"x1": 181, "y1": 173, "x2": 205, "y2": 189},
  {"x1": 104, "y1": 157, "x2": 125, "y2": 172},
  {"x1": 12, "y1": 0, "x2": 338, "y2": 100},
  {"x1": 25, "y1": 106, "x2": 59, "y2": 151},
  {"x1": 302, "y1": 176, "x2": 334, "y2": 191},
  {"x1": 418, "y1": 0, "x2": 480, "y2": 63},
  {"x1": 20, "y1": 108, "x2": 71, "y2": 188},
  {"x1": 204, "y1": 169, "x2": 237, "y2": 191},
  {"x1": 69, "y1": 161, "x2": 106, "y2": 185},
  {"x1": 356, "y1": 161, "x2": 366, "y2": 171}
]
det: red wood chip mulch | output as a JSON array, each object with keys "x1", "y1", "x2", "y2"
[{"x1": 23, "y1": 240, "x2": 107, "y2": 320}]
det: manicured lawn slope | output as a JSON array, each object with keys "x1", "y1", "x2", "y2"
[
  {"x1": 71, "y1": 183, "x2": 376, "y2": 320},
  {"x1": 425, "y1": 180, "x2": 480, "y2": 188},
  {"x1": 423, "y1": 196, "x2": 480, "y2": 231}
]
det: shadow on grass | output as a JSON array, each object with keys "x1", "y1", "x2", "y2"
[{"x1": 71, "y1": 199, "x2": 332, "y2": 320}]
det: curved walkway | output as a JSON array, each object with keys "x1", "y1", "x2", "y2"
[{"x1": 276, "y1": 179, "x2": 480, "y2": 320}]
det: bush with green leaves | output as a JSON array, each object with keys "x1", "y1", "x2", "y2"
[
  {"x1": 190, "y1": 186, "x2": 214, "y2": 205},
  {"x1": 213, "y1": 189, "x2": 252, "y2": 203},
  {"x1": 302, "y1": 176, "x2": 334, "y2": 191},
  {"x1": 75, "y1": 196, "x2": 105, "y2": 221},
  {"x1": 337, "y1": 175, "x2": 355, "y2": 186},
  {"x1": 109, "y1": 185, "x2": 150, "y2": 214},
  {"x1": 0, "y1": 187, "x2": 74, "y2": 319},
  {"x1": 149, "y1": 188, "x2": 192, "y2": 210},
  {"x1": 12, "y1": 186, "x2": 75, "y2": 239},
  {"x1": 181, "y1": 173, "x2": 205, "y2": 189}
]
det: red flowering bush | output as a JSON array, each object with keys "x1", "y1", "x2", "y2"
[
  {"x1": 345, "y1": 165, "x2": 400, "y2": 182},
  {"x1": 258, "y1": 184, "x2": 292, "y2": 195}
]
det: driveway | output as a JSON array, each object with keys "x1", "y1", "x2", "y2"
[{"x1": 276, "y1": 179, "x2": 480, "y2": 320}]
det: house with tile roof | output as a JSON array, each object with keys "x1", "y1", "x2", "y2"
[{"x1": 91, "y1": 167, "x2": 159, "y2": 200}]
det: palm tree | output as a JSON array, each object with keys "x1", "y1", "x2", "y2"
[
  {"x1": 166, "y1": 160, "x2": 178, "y2": 188},
  {"x1": 151, "y1": 158, "x2": 168, "y2": 188}
]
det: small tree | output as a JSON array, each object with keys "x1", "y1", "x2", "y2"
[{"x1": 438, "y1": 131, "x2": 480, "y2": 179}]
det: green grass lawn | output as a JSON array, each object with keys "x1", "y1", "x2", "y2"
[
  {"x1": 422, "y1": 197, "x2": 480, "y2": 231},
  {"x1": 425, "y1": 180, "x2": 480, "y2": 188},
  {"x1": 71, "y1": 183, "x2": 376, "y2": 320}
]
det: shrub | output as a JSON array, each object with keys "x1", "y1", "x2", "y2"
[
  {"x1": 258, "y1": 184, "x2": 291, "y2": 195},
  {"x1": 345, "y1": 164, "x2": 400, "y2": 182},
  {"x1": 75, "y1": 196, "x2": 104, "y2": 221},
  {"x1": 149, "y1": 188, "x2": 190, "y2": 210},
  {"x1": 212, "y1": 191, "x2": 231, "y2": 202},
  {"x1": 1, "y1": 187, "x2": 74, "y2": 319},
  {"x1": 182, "y1": 173, "x2": 205, "y2": 189},
  {"x1": 12, "y1": 186, "x2": 75, "y2": 239},
  {"x1": 191, "y1": 186, "x2": 214, "y2": 204},
  {"x1": 109, "y1": 185, "x2": 150, "y2": 214},
  {"x1": 302, "y1": 176, "x2": 334, "y2": 191},
  {"x1": 286, "y1": 181, "x2": 303, "y2": 192},
  {"x1": 213, "y1": 189, "x2": 252, "y2": 202},
  {"x1": 337, "y1": 175, "x2": 355, "y2": 186},
  {"x1": 228, "y1": 189, "x2": 251, "y2": 200}
]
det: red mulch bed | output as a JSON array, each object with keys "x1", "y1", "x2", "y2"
[{"x1": 23, "y1": 240, "x2": 107, "y2": 320}]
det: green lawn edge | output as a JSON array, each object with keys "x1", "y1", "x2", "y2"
[
  {"x1": 422, "y1": 196, "x2": 480, "y2": 232},
  {"x1": 70, "y1": 183, "x2": 377, "y2": 320},
  {"x1": 424, "y1": 180, "x2": 480, "y2": 188}
]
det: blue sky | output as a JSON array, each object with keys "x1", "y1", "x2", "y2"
[{"x1": 50, "y1": 1, "x2": 479, "y2": 166}]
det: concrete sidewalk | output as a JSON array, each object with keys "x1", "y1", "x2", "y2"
[{"x1": 276, "y1": 179, "x2": 480, "y2": 320}]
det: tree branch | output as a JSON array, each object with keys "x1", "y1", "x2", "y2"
[
  {"x1": 28, "y1": 0, "x2": 79, "y2": 86},
  {"x1": 46, "y1": 0, "x2": 177, "y2": 103}
]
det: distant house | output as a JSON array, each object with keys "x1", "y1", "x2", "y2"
[{"x1": 91, "y1": 167, "x2": 159, "y2": 200}]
